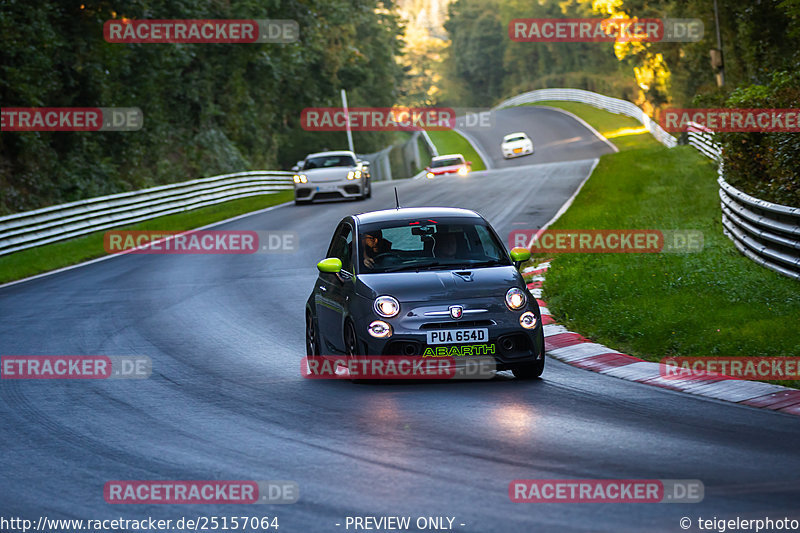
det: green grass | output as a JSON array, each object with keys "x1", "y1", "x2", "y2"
[
  {"x1": 525, "y1": 100, "x2": 661, "y2": 152},
  {"x1": 0, "y1": 190, "x2": 293, "y2": 284},
  {"x1": 426, "y1": 130, "x2": 487, "y2": 171},
  {"x1": 521, "y1": 103, "x2": 800, "y2": 387}
]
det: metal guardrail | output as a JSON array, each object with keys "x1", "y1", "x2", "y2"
[
  {"x1": 494, "y1": 88, "x2": 678, "y2": 148},
  {"x1": 684, "y1": 121, "x2": 800, "y2": 280},
  {"x1": 0, "y1": 171, "x2": 293, "y2": 256}
]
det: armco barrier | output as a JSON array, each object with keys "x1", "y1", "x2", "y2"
[
  {"x1": 685, "y1": 121, "x2": 800, "y2": 280},
  {"x1": 494, "y1": 88, "x2": 678, "y2": 148},
  {"x1": 0, "y1": 171, "x2": 293, "y2": 256}
]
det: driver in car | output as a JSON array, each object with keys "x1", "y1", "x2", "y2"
[
  {"x1": 362, "y1": 230, "x2": 393, "y2": 269},
  {"x1": 432, "y1": 231, "x2": 460, "y2": 259}
]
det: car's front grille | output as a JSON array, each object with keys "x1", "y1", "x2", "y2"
[
  {"x1": 314, "y1": 192, "x2": 343, "y2": 200},
  {"x1": 419, "y1": 320, "x2": 495, "y2": 329}
]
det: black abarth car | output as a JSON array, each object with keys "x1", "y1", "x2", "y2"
[{"x1": 305, "y1": 207, "x2": 545, "y2": 378}]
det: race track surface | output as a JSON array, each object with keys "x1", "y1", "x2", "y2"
[{"x1": 2, "y1": 106, "x2": 798, "y2": 533}]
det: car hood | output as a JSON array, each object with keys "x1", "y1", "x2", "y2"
[
  {"x1": 357, "y1": 265, "x2": 522, "y2": 302},
  {"x1": 303, "y1": 167, "x2": 353, "y2": 182}
]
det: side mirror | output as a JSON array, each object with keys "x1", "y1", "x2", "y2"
[
  {"x1": 509, "y1": 247, "x2": 531, "y2": 269},
  {"x1": 317, "y1": 257, "x2": 342, "y2": 273},
  {"x1": 466, "y1": 161, "x2": 472, "y2": 166},
  {"x1": 291, "y1": 165, "x2": 300, "y2": 172}
]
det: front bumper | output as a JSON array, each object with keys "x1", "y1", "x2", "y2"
[
  {"x1": 502, "y1": 146, "x2": 534, "y2": 158},
  {"x1": 295, "y1": 179, "x2": 364, "y2": 201},
  {"x1": 355, "y1": 303, "x2": 544, "y2": 370}
]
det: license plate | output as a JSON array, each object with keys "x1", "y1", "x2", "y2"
[
  {"x1": 513, "y1": 147, "x2": 522, "y2": 153},
  {"x1": 426, "y1": 328, "x2": 488, "y2": 345},
  {"x1": 316, "y1": 185, "x2": 338, "y2": 191}
]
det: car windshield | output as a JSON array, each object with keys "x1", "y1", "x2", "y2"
[
  {"x1": 505, "y1": 135, "x2": 526, "y2": 143},
  {"x1": 304, "y1": 155, "x2": 355, "y2": 169},
  {"x1": 358, "y1": 217, "x2": 511, "y2": 273},
  {"x1": 430, "y1": 157, "x2": 463, "y2": 168}
]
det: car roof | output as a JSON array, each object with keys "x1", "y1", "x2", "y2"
[
  {"x1": 305, "y1": 150, "x2": 357, "y2": 158},
  {"x1": 503, "y1": 132, "x2": 528, "y2": 139},
  {"x1": 353, "y1": 207, "x2": 484, "y2": 225},
  {"x1": 431, "y1": 154, "x2": 464, "y2": 161}
]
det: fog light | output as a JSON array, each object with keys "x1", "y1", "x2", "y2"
[
  {"x1": 519, "y1": 311, "x2": 537, "y2": 329},
  {"x1": 368, "y1": 320, "x2": 392, "y2": 338}
]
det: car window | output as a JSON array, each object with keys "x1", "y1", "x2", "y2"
[
  {"x1": 430, "y1": 157, "x2": 464, "y2": 168},
  {"x1": 304, "y1": 155, "x2": 356, "y2": 169},
  {"x1": 327, "y1": 223, "x2": 354, "y2": 272},
  {"x1": 358, "y1": 217, "x2": 510, "y2": 273},
  {"x1": 504, "y1": 135, "x2": 526, "y2": 143}
]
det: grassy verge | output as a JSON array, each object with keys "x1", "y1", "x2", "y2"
[
  {"x1": 521, "y1": 103, "x2": 800, "y2": 387},
  {"x1": 525, "y1": 100, "x2": 661, "y2": 152},
  {"x1": 0, "y1": 191, "x2": 293, "y2": 284},
  {"x1": 426, "y1": 130, "x2": 487, "y2": 171}
]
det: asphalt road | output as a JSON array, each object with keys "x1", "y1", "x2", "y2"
[{"x1": 1, "y1": 106, "x2": 799, "y2": 533}]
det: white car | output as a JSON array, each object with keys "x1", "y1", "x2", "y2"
[
  {"x1": 292, "y1": 150, "x2": 371, "y2": 205},
  {"x1": 501, "y1": 132, "x2": 534, "y2": 159}
]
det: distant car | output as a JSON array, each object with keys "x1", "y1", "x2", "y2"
[
  {"x1": 425, "y1": 154, "x2": 471, "y2": 179},
  {"x1": 501, "y1": 132, "x2": 534, "y2": 159},
  {"x1": 305, "y1": 207, "x2": 545, "y2": 380},
  {"x1": 292, "y1": 150, "x2": 371, "y2": 205}
]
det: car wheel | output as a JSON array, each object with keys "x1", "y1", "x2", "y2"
[
  {"x1": 344, "y1": 320, "x2": 368, "y2": 383},
  {"x1": 512, "y1": 358, "x2": 544, "y2": 379},
  {"x1": 305, "y1": 310, "x2": 320, "y2": 357},
  {"x1": 365, "y1": 181, "x2": 372, "y2": 199}
]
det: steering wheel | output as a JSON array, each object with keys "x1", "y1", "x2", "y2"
[{"x1": 371, "y1": 252, "x2": 400, "y2": 263}]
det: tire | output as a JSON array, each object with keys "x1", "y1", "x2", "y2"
[
  {"x1": 305, "y1": 310, "x2": 320, "y2": 357},
  {"x1": 512, "y1": 358, "x2": 545, "y2": 379},
  {"x1": 343, "y1": 320, "x2": 367, "y2": 383},
  {"x1": 365, "y1": 181, "x2": 372, "y2": 199}
]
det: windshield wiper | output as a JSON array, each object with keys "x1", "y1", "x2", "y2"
[
  {"x1": 381, "y1": 261, "x2": 443, "y2": 273},
  {"x1": 462, "y1": 259, "x2": 507, "y2": 268}
]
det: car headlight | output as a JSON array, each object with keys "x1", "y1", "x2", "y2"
[
  {"x1": 293, "y1": 174, "x2": 307, "y2": 184},
  {"x1": 368, "y1": 320, "x2": 393, "y2": 338},
  {"x1": 458, "y1": 166, "x2": 468, "y2": 176},
  {"x1": 426, "y1": 172, "x2": 434, "y2": 179},
  {"x1": 519, "y1": 311, "x2": 537, "y2": 329},
  {"x1": 505, "y1": 287, "x2": 527, "y2": 310},
  {"x1": 347, "y1": 170, "x2": 361, "y2": 180},
  {"x1": 374, "y1": 295, "x2": 400, "y2": 318}
]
